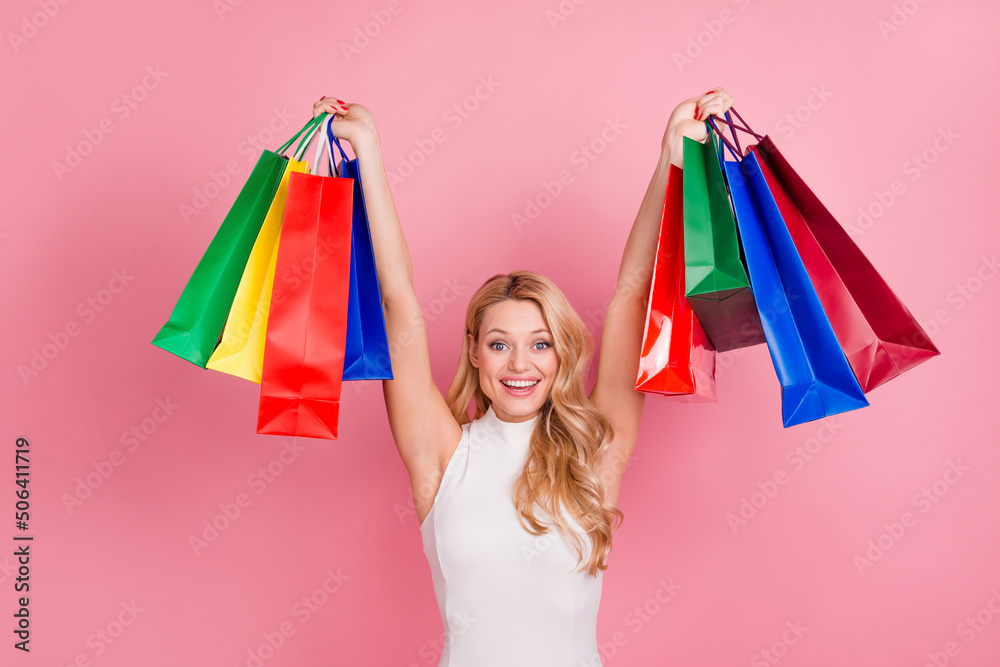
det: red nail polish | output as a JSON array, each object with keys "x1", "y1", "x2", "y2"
[
  {"x1": 705, "y1": 90, "x2": 715, "y2": 95},
  {"x1": 320, "y1": 96, "x2": 326, "y2": 100},
  {"x1": 337, "y1": 99, "x2": 346, "y2": 104}
]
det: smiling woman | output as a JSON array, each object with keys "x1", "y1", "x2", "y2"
[{"x1": 310, "y1": 87, "x2": 735, "y2": 666}]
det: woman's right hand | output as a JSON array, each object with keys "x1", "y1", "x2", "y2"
[{"x1": 312, "y1": 95, "x2": 380, "y2": 154}]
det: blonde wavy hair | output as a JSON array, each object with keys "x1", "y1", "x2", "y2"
[{"x1": 444, "y1": 270, "x2": 624, "y2": 577}]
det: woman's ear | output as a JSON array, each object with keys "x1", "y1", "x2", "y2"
[{"x1": 466, "y1": 332, "x2": 478, "y2": 368}]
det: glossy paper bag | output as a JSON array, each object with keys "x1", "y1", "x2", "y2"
[
  {"x1": 636, "y1": 164, "x2": 718, "y2": 401},
  {"x1": 257, "y1": 115, "x2": 354, "y2": 439},
  {"x1": 682, "y1": 132, "x2": 763, "y2": 351},
  {"x1": 325, "y1": 122, "x2": 393, "y2": 381},
  {"x1": 152, "y1": 116, "x2": 324, "y2": 367},
  {"x1": 723, "y1": 151, "x2": 868, "y2": 426},
  {"x1": 206, "y1": 157, "x2": 310, "y2": 382},
  {"x1": 753, "y1": 135, "x2": 940, "y2": 392}
]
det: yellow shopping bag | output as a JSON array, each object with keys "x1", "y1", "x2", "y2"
[{"x1": 206, "y1": 158, "x2": 310, "y2": 382}]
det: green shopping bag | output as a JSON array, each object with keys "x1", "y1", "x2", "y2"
[
  {"x1": 682, "y1": 128, "x2": 764, "y2": 351},
  {"x1": 152, "y1": 115, "x2": 324, "y2": 367}
]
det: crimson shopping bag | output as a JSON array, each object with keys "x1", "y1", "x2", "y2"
[{"x1": 712, "y1": 109, "x2": 939, "y2": 392}]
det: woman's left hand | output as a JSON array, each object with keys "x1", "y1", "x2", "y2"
[{"x1": 661, "y1": 87, "x2": 735, "y2": 168}]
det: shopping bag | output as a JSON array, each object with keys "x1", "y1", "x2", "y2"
[
  {"x1": 635, "y1": 163, "x2": 718, "y2": 401},
  {"x1": 257, "y1": 114, "x2": 355, "y2": 439},
  {"x1": 682, "y1": 131, "x2": 764, "y2": 352},
  {"x1": 721, "y1": 146, "x2": 868, "y2": 427},
  {"x1": 325, "y1": 121, "x2": 393, "y2": 380},
  {"x1": 152, "y1": 116, "x2": 324, "y2": 367},
  {"x1": 752, "y1": 134, "x2": 940, "y2": 392},
  {"x1": 206, "y1": 157, "x2": 310, "y2": 382}
]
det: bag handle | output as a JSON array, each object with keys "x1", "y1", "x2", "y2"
[
  {"x1": 273, "y1": 112, "x2": 353, "y2": 176},
  {"x1": 707, "y1": 106, "x2": 763, "y2": 161},
  {"x1": 705, "y1": 119, "x2": 729, "y2": 176},
  {"x1": 283, "y1": 112, "x2": 333, "y2": 170},
  {"x1": 325, "y1": 119, "x2": 352, "y2": 177},
  {"x1": 277, "y1": 115, "x2": 324, "y2": 157},
  {"x1": 289, "y1": 112, "x2": 332, "y2": 164},
  {"x1": 289, "y1": 112, "x2": 352, "y2": 177},
  {"x1": 309, "y1": 114, "x2": 332, "y2": 170}
]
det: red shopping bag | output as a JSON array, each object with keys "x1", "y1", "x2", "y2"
[
  {"x1": 256, "y1": 168, "x2": 354, "y2": 439},
  {"x1": 635, "y1": 164, "x2": 718, "y2": 401}
]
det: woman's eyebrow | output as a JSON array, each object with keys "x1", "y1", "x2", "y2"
[{"x1": 486, "y1": 328, "x2": 550, "y2": 335}]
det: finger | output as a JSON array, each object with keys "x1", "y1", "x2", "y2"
[
  {"x1": 706, "y1": 88, "x2": 735, "y2": 114},
  {"x1": 718, "y1": 90, "x2": 734, "y2": 113},
  {"x1": 699, "y1": 88, "x2": 734, "y2": 108},
  {"x1": 312, "y1": 96, "x2": 349, "y2": 117},
  {"x1": 695, "y1": 101, "x2": 724, "y2": 121},
  {"x1": 695, "y1": 93, "x2": 721, "y2": 118}
]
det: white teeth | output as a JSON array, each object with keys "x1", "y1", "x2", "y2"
[{"x1": 502, "y1": 380, "x2": 538, "y2": 388}]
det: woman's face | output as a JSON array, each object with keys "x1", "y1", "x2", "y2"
[{"x1": 468, "y1": 299, "x2": 558, "y2": 423}]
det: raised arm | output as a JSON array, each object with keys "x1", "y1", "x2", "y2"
[
  {"x1": 315, "y1": 98, "x2": 461, "y2": 507},
  {"x1": 588, "y1": 87, "x2": 734, "y2": 505}
]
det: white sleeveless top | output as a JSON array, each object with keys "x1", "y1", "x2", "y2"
[{"x1": 419, "y1": 405, "x2": 604, "y2": 666}]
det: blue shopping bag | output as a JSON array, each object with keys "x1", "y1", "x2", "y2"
[
  {"x1": 323, "y1": 119, "x2": 393, "y2": 380},
  {"x1": 716, "y1": 118, "x2": 868, "y2": 427}
]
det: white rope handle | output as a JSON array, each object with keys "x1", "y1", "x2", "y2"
[{"x1": 313, "y1": 114, "x2": 342, "y2": 177}]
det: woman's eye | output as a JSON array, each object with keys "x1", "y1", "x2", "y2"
[{"x1": 489, "y1": 341, "x2": 549, "y2": 351}]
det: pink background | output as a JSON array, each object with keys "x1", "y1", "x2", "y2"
[{"x1": 4, "y1": 0, "x2": 998, "y2": 665}]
